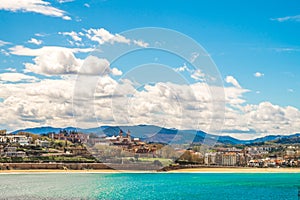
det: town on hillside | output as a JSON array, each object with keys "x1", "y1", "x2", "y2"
[{"x1": 0, "y1": 129, "x2": 300, "y2": 169}]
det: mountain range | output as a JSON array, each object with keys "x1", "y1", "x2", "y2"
[{"x1": 11, "y1": 125, "x2": 300, "y2": 145}]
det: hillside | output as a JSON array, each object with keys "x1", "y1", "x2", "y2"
[{"x1": 10, "y1": 125, "x2": 300, "y2": 145}]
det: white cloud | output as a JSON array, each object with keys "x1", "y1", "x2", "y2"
[
  {"x1": 111, "y1": 68, "x2": 123, "y2": 76},
  {"x1": 80, "y1": 56, "x2": 123, "y2": 76},
  {"x1": 0, "y1": 39, "x2": 10, "y2": 46},
  {"x1": 9, "y1": 45, "x2": 123, "y2": 76},
  {"x1": 24, "y1": 49, "x2": 82, "y2": 75},
  {"x1": 59, "y1": 31, "x2": 82, "y2": 42},
  {"x1": 0, "y1": 72, "x2": 38, "y2": 83},
  {"x1": 133, "y1": 40, "x2": 149, "y2": 48},
  {"x1": 5, "y1": 68, "x2": 17, "y2": 72},
  {"x1": 174, "y1": 64, "x2": 207, "y2": 82},
  {"x1": 174, "y1": 63, "x2": 190, "y2": 72},
  {"x1": 190, "y1": 52, "x2": 199, "y2": 63},
  {"x1": 9, "y1": 45, "x2": 92, "y2": 56},
  {"x1": 83, "y1": 28, "x2": 148, "y2": 47},
  {"x1": 0, "y1": 71, "x2": 299, "y2": 140},
  {"x1": 34, "y1": 33, "x2": 46, "y2": 37},
  {"x1": 225, "y1": 76, "x2": 241, "y2": 88},
  {"x1": 62, "y1": 16, "x2": 71, "y2": 20},
  {"x1": 0, "y1": 0, "x2": 71, "y2": 20},
  {"x1": 271, "y1": 15, "x2": 300, "y2": 22},
  {"x1": 85, "y1": 28, "x2": 130, "y2": 45},
  {"x1": 0, "y1": 78, "x2": 76, "y2": 130},
  {"x1": 80, "y1": 56, "x2": 110, "y2": 75},
  {"x1": 254, "y1": 72, "x2": 264, "y2": 78},
  {"x1": 190, "y1": 69, "x2": 205, "y2": 81},
  {"x1": 57, "y1": 0, "x2": 74, "y2": 3},
  {"x1": 0, "y1": 49, "x2": 10, "y2": 56},
  {"x1": 84, "y1": 3, "x2": 90, "y2": 8},
  {"x1": 28, "y1": 38, "x2": 42, "y2": 45},
  {"x1": 9, "y1": 45, "x2": 93, "y2": 75}
]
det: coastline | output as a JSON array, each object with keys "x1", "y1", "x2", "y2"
[
  {"x1": 169, "y1": 167, "x2": 300, "y2": 173},
  {"x1": 1, "y1": 167, "x2": 300, "y2": 174}
]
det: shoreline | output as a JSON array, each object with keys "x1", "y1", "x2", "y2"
[
  {"x1": 1, "y1": 167, "x2": 300, "y2": 174},
  {"x1": 169, "y1": 167, "x2": 300, "y2": 173}
]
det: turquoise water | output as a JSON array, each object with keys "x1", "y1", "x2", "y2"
[{"x1": 0, "y1": 173, "x2": 299, "y2": 199}]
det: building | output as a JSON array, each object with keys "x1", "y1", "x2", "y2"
[
  {"x1": 0, "y1": 134, "x2": 30, "y2": 146},
  {"x1": 222, "y1": 153, "x2": 237, "y2": 166},
  {"x1": 0, "y1": 130, "x2": 7, "y2": 135},
  {"x1": 35, "y1": 139, "x2": 50, "y2": 148},
  {"x1": 4, "y1": 147, "x2": 26, "y2": 157},
  {"x1": 204, "y1": 152, "x2": 216, "y2": 165}
]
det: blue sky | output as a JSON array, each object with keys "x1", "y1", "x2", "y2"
[{"x1": 0, "y1": 0, "x2": 300, "y2": 138}]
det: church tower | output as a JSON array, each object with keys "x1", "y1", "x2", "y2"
[{"x1": 127, "y1": 130, "x2": 131, "y2": 142}]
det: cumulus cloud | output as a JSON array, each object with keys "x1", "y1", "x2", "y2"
[
  {"x1": 254, "y1": 72, "x2": 264, "y2": 78},
  {"x1": 24, "y1": 48, "x2": 82, "y2": 75},
  {"x1": 0, "y1": 73, "x2": 38, "y2": 83},
  {"x1": 0, "y1": 78, "x2": 76, "y2": 130},
  {"x1": 0, "y1": 0, "x2": 71, "y2": 20},
  {"x1": 10, "y1": 46, "x2": 88, "y2": 75},
  {"x1": 9, "y1": 45, "x2": 124, "y2": 77},
  {"x1": 80, "y1": 56, "x2": 110, "y2": 75},
  {"x1": 0, "y1": 71, "x2": 299, "y2": 140},
  {"x1": 225, "y1": 76, "x2": 241, "y2": 88},
  {"x1": 28, "y1": 38, "x2": 42, "y2": 45},
  {"x1": 111, "y1": 68, "x2": 123, "y2": 76},
  {"x1": 9, "y1": 45, "x2": 95, "y2": 75}
]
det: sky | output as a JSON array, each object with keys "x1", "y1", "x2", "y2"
[{"x1": 0, "y1": 0, "x2": 300, "y2": 139}]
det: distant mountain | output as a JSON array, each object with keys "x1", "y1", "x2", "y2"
[
  {"x1": 10, "y1": 125, "x2": 300, "y2": 145},
  {"x1": 10, "y1": 126, "x2": 104, "y2": 135}
]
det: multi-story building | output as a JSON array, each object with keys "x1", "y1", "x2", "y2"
[
  {"x1": 204, "y1": 152, "x2": 216, "y2": 165},
  {"x1": 222, "y1": 153, "x2": 237, "y2": 166}
]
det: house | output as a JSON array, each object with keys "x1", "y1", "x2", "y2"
[
  {"x1": 0, "y1": 134, "x2": 30, "y2": 146},
  {"x1": 35, "y1": 139, "x2": 50, "y2": 148},
  {"x1": 4, "y1": 147, "x2": 26, "y2": 157}
]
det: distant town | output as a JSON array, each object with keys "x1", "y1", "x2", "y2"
[{"x1": 1, "y1": 128, "x2": 300, "y2": 170}]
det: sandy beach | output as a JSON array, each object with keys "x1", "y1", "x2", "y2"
[
  {"x1": 0, "y1": 168, "x2": 300, "y2": 174},
  {"x1": 170, "y1": 167, "x2": 300, "y2": 173}
]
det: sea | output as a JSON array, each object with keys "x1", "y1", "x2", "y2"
[{"x1": 0, "y1": 173, "x2": 299, "y2": 199}]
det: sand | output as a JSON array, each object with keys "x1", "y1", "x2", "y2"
[
  {"x1": 170, "y1": 167, "x2": 300, "y2": 173},
  {"x1": 0, "y1": 167, "x2": 300, "y2": 174}
]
